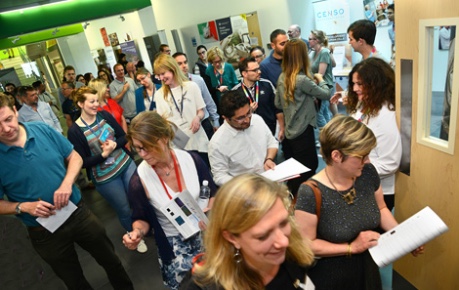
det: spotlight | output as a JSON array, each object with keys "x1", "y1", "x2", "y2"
[
  {"x1": 83, "y1": 22, "x2": 90, "y2": 29},
  {"x1": 119, "y1": 15, "x2": 125, "y2": 22}
]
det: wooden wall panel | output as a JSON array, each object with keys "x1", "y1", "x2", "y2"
[{"x1": 395, "y1": 1, "x2": 459, "y2": 289}]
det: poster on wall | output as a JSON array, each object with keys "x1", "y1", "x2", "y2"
[
  {"x1": 100, "y1": 28, "x2": 110, "y2": 47},
  {"x1": 197, "y1": 21, "x2": 218, "y2": 43},
  {"x1": 216, "y1": 17, "x2": 233, "y2": 40},
  {"x1": 109, "y1": 33, "x2": 119, "y2": 47},
  {"x1": 120, "y1": 40, "x2": 140, "y2": 64},
  {"x1": 362, "y1": 0, "x2": 392, "y2": 27}
]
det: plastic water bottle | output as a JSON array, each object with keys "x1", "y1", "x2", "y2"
[{"x1": 198, "y1": 180, "x2": 210, "y2": 210}]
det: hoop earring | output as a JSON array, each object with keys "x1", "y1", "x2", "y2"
[{"x1": 234, "y1": 248, "x2": 243, "y2": 264}]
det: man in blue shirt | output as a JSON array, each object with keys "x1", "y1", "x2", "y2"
[
  {"x1": 260, "y1": 29, "x2": 288, "y2": 87},
  {"x1": 0, "y1": 93, "x2": 133, "y2": 290}
]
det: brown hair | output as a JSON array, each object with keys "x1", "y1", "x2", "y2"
[
  {"x1": 126, "y1": 111, "x2": 176, "y2": 158},
  {"x1": 72, "y1": 86, "x2": 98, "y2": 106},
  {"x1": 346, "y1": 57, "x2": 395, "y2": 118},
  {"x1": 281, "y1": 39, "x2": 312, "y2": 104},
  {"x1": 0, "y1": 92, "x2": 15, "y2": 111}
]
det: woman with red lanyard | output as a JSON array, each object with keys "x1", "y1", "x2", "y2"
[
  {"x1": 122, "y1": 111, "x2": 217, "y2": 290},
  {"x1": 88, "y1": 78, "x2": 128, "y2": 132}
]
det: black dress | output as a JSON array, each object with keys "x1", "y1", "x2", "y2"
[
  {"x1": 295, "y1": 164, "x2": 382, "y2": 290},
  {"x1": 179, "y1": 260, "x2": 310, "y2": 290}
]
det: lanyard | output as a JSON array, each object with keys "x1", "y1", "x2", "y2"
[
  {"x1": 241, "y1": 81, "x2": 259, "y2": 103},
  {"x1": 170, "y1": 86, "x2": 184, "y2": 118},
  {"x1": 214, "y1": 68, "x2": 222, "y2": 86},
  {"x1": 155, "y1": 151, "x2": 183, "y2": 200},
  {"x1": 80, "y1": 115, "x2": 102, "y2": 138}
]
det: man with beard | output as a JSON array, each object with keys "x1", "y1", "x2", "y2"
[
  {"x1": 208, "y1": 90, "x2": 278, "y2": 186},
  {"x1": 109, "y1": 63, "x2": 138, "y2": 123},
  {"x1": 260, "y1": 29, "x2": 289, "y2": 87}
]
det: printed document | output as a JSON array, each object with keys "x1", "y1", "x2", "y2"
[
  {"x1": 160, "y1": 189, "x2": 209, "y2": 239},
  {"x1": 36, "y1": 201, "x2": 77, "y2": 233},
  {"x1": 369, "y1": 206, "x2": 448, "y2": 267},
  {"x1": 261, "y1": 158, "x2": 310, "y2": 182}
]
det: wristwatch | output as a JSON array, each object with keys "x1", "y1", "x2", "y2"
[{"x1": 15, "y1": 202, "x2": 22, "y2": 214}]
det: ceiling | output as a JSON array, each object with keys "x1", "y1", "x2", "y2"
[{"x1": 0, "y1": 0, "x2": 67, "y2": 13}]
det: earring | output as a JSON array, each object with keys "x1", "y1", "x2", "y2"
[{"x1": 234, "y1": 248, "x2": 243, "y2": 264}]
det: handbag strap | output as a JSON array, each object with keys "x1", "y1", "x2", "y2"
[{"x1": 303, "y1": 180, "x2": 322, "y2": 220}]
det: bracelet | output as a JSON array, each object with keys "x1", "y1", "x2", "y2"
[
  {"x1": 264, "y1": 157, "x2": 274, "y2": 163},
  {"x1": 346, "y1": 242, "x2": 352, "y2": 257}
]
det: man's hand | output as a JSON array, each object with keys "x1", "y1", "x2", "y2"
[
  {"x1": 250, "y1": 102, "x2": 258, "y2": 111},
  {"x1": 264, "y1": 159, "x2": 276, "y2": 171},
  {"x1": 23, "y1": 200, "x2": 56, "y2": 217},
  {"x1": 123, "y1": 82, "x2": 130, "y2": 91},
  {"x1": 53, "y1": 183, "x2": 72, "y2": 210}
]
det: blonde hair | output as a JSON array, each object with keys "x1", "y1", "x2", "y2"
[
  {"x1": 206, "y1": 46, "x2": 226, "y2": 63},
  {"x1": 193, "y1": 174, "x2": 314, "y2": 290},
  {"x1": 320, "y1": 115, "x2": 376, "y2": 165},
  {"x1": 153, "y1": 54, "x2": 188, "y2": 100},
  {"x1": 281, "y1": 39, "x2": 312, "y2": 104},
  {"x1": 87, "y1": 78, "x2": 108, "y2": 103},
  {"x1": 126, "y1": 111, "x2": 175, "y2": 159}
]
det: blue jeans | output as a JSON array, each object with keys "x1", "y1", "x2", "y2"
[
  {"x1": 95, "y1": 161, "x2": 136, "y2": 231},
  {"x1": 28, "y1": 201, "x2": 133, "y2": 290},
  {"x1": 317, "y1": 100, "x2": 333, "y2": 128}
]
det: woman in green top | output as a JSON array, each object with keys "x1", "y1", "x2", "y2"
[{"x1": 275, "y1": 39, "x2": 330, "y2": 196}]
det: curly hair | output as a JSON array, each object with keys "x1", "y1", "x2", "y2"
[{"x1": 346, "y1": 57, "x2": 395, "y2": 118}]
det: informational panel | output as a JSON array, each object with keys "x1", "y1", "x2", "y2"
[{"x1": 181, "y1": 12, "x2": 261, "y2": 68}]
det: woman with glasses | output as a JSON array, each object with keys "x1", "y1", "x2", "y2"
[
  {"x1": 180, "y1": 173, "x2": 314, "y2": 290},
  {"x1": 294, "y1": 115, "x2": 423, "y2": 290},
  {"x1": 76, "y1": 74, "x2": 87, "y2": 86},
  {"x1": 249, "y1": 46, "x2": 266, "y2": 64},
  {"x1": 122, "y1": 111, "x2": 217, "y2": 290},
  {"x1": 194, "y1": 45, "x2": 209, "y2": 78},
  {"x1": 205, "y1": 46, "x2": 238, "y2": 104},
  {"x1": 97, "y1": 68, "x2": 114, "y2": 84},
  {"x1": 88, "y1": 78, "x2": 127, "y2": 132},
  {"x1": 134, "y1": 68, "x2": 159, "y2": 114},
  {"x1": 153, "y1": 54, "x2": 209, "y2": 164},
  {"x1": 275, "y1": 39, "x2": 331, "y2": 196},
  {"x1": 309, "y1": 30, "x2": 336, "y2": 127}
]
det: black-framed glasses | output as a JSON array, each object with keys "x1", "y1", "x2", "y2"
[
  {"x1": 246, "y1": 68, "x2": 261, "y2": 73},
  {"x1": 253, "y1": 54, "x2": 264, "y2": 59}
]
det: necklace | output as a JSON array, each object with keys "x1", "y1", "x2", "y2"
[{"x1": 325, "y1": 167, "x2": 356, "y2": 205}]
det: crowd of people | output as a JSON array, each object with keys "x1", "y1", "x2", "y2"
[{"x1": 1, "y1": 9, "x2": 426, "y2": 289}]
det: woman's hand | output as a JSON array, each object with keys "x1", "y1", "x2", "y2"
[
  {"x1": 411, "y1": 245, "x2": 425, "y2": 257},
  {"x1": 190, "y1": 116, "x2": 201, "y2": 133},
  {"x1": 313, "y1": 73, "x2": 324, "y2": 84},
  {"x1": 330, "y1": 91, "x2": 347, "y2": 105},
  {"x1": 350, "y1": 230, "x2": 380, "y2": 254},
  {"x1": 123, "y1": 229, "x2": 142, "y2": 250},
  {"x1": 101, "y1": 140, "x2": 117, "y2": 158}
]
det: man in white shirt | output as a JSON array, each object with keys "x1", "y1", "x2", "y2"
[{"x1": 208, "y1": 90, "x2": 278, "y2": 186}]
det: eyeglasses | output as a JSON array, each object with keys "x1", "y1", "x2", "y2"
[
  {"x1": 253, "y1": 54, "x2": 264, "y2": 59},
  {"x1": 231, "y1": 110, "x2": 253, "y2": 123},
  {"x1": 132, "y1": 145, "x2": 149, "y2": 153},
  {"x1": 308, "y1": 38, "x2": 318, "y2": 41},
  {"x1": 246, "y1": 68, "x2": 261, "y2": 73},
  {"x1": 198, "y1": 51, "x2": 206, "y2": 55}
]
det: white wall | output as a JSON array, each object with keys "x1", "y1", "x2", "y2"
[
  {"x1": 83, "y1": 7, "x2": 157, "y2": 72},
  {"x1": 57, "y1": 33, "x2": 98, "y2": 76}
]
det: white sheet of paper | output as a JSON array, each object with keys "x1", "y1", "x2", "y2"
[
  {"x1": 160, "y1": 189, "x2": 209, "y2": 240},
  {"x1": 261, "y1": 158, "x2": 310, "y2": 182},
  {"x1": 36, "y1": 201, "x2": 77, "y2": 233},
  {"x1": 369, "y1": 206, "x2": 448, "y2": 267}
]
